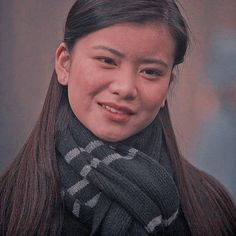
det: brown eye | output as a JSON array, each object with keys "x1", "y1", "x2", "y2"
[
  {"x1": 97, "y1": 57, "x2": 117, "y2": 66},
  {"x1": 142, "y1": 69, "x2": 162, "y2": 76}
]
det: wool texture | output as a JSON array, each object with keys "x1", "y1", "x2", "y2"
[{"x1": 56, "y1": 110, "x2": 179, "y2": 235}]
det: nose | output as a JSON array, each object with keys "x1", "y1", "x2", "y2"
[{"x1": 109, "y1": 68, "x2": 138, "y2": 100}]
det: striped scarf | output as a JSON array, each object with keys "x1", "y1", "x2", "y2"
[{"x1": 56, "y1": 111, "x2": 179, "y2": 235}]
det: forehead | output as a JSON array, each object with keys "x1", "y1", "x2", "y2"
[{"x1": 72, "y1": 22, "x2": 175, "y2": 63}]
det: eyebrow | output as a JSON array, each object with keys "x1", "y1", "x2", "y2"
[
  {"x1": 92, "y1": 45, "x2": 169, "y2": 69},
  {"x1": 92, "y1": 45, "x2": 125, "y2": 58},
  {"x1": 137, "y1": 58, "x2": 169, "y2": 69}
]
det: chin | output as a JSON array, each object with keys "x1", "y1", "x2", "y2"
[
  {"x1": 95, "y1": 131, "x2": 129, "y2": 143},
  {"x1": 100, "y1": 135, "x2": 125, "y2": 143}
]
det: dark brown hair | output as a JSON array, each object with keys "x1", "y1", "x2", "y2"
[{"x1": 1, "y1": 1, "x2": 236, "y2": 235}]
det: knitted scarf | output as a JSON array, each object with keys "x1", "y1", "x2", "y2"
[{"x1": 56, "y1": 111, "x2": 179, "y2": 235}]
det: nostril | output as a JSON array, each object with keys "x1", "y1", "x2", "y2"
[
  {"x1": 112, "y1": 91, "x2": 120, "y2": 96},
  {"x1": 109, "y1": 81, "x2": 137, "y2": 99}
]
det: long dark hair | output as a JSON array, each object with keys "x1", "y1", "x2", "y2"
[{"x1": 1, "y1": 1, "x2": 236, "y2": 235}]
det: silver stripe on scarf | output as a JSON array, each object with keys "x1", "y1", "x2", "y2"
[
  {"x1": 145, "y1": 215, "x2": 162, "y2": 232},
  {"x1": 65, "y1": 148, "x2": 81, "y2": 163},
  {"x1": 72, "y1": 199, "x2": 81, "y2": 217},
  {"x1": 128, "y1": 148, "x2": 139, "y2": 157},
  {"x1": 163, "y1": 209, "x2": 179, "y2": 226},
  {"x1": 67, "y1": 179, "x2": 89, "y2": 195},
  {"x1": 80, "y1": 158, "x2": 100, "y2": 177},
  {"x1": 72, "y1": 193, "x2": 101, "y2": 219},
  {"x1": 103, "y1": 148, "x2": 138, "y2": 165},
  {"x1": 85, "y1": 192, "x2": 101, "y2": 208},
  {"x1": 64, "y1": 140, "x2": 103, "y2": 164},
  {"x1": 145, "y1": 209, "x2": 179, "y2": 232},
  {"x1": 85, "y1": 140, "x2": 103, "y2": 153},
  {"x1": 80, "y1": 165, "x2": 92, "y2": 178}
]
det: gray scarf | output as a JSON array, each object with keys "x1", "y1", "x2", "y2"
[{"x1": 56, "y1": 110, "x2": 179, "y2": 235}]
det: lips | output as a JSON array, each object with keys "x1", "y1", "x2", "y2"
[{"x1": 98, "y1": 102, "x2": 135, "y2": 115}]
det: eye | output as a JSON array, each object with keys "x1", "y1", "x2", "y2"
[
  {"x1": 140, "y1": 69, "x2": 163, "y2": 79},
  {"x1": 96, "y1": 57, "x2": 117, "y2": 66}
]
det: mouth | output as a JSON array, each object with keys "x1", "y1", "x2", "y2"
[{"x1": 98, "y1": 102, "x2": 135, "y2": 115}]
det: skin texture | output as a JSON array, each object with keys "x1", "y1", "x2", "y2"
[{"x1": 55, "y1": 23, "x2": 176, "y2": 142}]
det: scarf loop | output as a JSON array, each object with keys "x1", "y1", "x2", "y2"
[{"x1": 56, "y1": 112, "x2": 179, "y2": 235}]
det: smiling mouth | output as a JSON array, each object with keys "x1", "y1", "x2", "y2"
[
  {"x1": 101, "y1": 104, "x2": 128, "y2": 114},
  {"x1": 98, "y1": 102, "x2": 135, "y2": 115}
]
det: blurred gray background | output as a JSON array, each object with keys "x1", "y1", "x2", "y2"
[{"x1": 1, "y1": 1, "x2": 236, "y2": 198}]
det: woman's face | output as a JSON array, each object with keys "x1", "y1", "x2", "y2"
[{"x1": 56, "y1": 23, "x2": 175, "y2": 142}]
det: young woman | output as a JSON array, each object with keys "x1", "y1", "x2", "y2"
[{"x1": 1, "y1": 1, "x2": 236, "y2": 235}]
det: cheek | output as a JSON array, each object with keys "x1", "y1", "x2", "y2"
[
  {"x1": 70, "y1": 62, "x2": 93, "y2": 86},
  {"x1": 141, "y1": 83, "x2": 169, "y2": 110},
  {"x1": 67, "y1": 62, "x2": 111, "y2": 108},
  {"x1": 68, "y1": 64, "x2": 98, "y2": 94}
]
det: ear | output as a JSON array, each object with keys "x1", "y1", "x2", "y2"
[
  {"x1": 169, "y1": 71, "x2": 175, "y2": 85},
  {"x1": 161, "y1": 72, "x2": 173, "y2": 108},
  {"x1": 55, "y1": 42, "x2": 71, "y2": 85},
  {"x1": 161, "y1": 95, "x2": 167, "y2": 108}
]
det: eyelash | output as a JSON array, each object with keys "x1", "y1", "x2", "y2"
[
  {"x1": 96, "y1": 56, "x2": 117, "y2": 66},
  {"x1": 140, "y1": 69, "x2": 162, "y2": 77}
]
